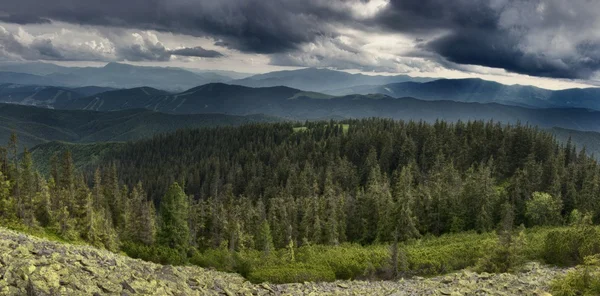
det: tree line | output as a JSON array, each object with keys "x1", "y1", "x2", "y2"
[{"x1": 0, "y1": 119, "x2": 598, "y2": 258}]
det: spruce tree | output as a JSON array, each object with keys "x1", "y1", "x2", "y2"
[
  {"x1": 18, "y1": 149, "x2": 36, "y2": 227},
  {"x1": 34, "y1": 176, "x2": 52, "y2": 227},
  {"x1": 392, "y1": 165, "x2": 420, "y2": 242},
  {"x1": 256, "y1": 220, "x2": 274, "y2": 256},
  {"x1": 158, "y1": 182, "x2": 190, "y2": 251},
  {"x1": 0, "y1": 171, "x2": 14, "y2": 221}
]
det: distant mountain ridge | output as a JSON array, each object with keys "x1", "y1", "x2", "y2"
[
  {"x1": 0, "y1": 83, "x2": 115, "y2": 108},
  {"x1": 232, "y1": 67, "x2": 433, "y2": 92},
  {"x1": 29, "y1": 83, "x2": 600, "y2": 135},
  {"x1": 0, "y1": 62, "x2": 232, "y2": 91},
  {"x1": 328, "y1": 78, "x2": 600, "y2": 111}
]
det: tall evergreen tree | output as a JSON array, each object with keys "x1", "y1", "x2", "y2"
[{"x1": 158, "y1": 183, "x2": 190, "y2": 251}]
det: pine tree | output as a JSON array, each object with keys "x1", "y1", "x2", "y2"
[
  {"x1": 256, "y1": 220, "x2": 274, "y2": 256},
  {"x1": 34, "y1": 176, "x2": 52, "y2": 227},
  {"x1": 18, "y1": 149, "x2": 36, "y2": 227},
  {"x1": 0, "y1": 171, "x2": 14, "y2": 221},
  {"x1": 392, "y1": 165, "x2": 420, "y2": 242},
  {"x1": 92, "y1": 169, "x2": 105, "y2": 209},
  {"x1": 158, "y1": 182, "x2": 190, "y2": 251},
  {"x1": 127, "y1": 183, "x2": 157, "y2": 245}
]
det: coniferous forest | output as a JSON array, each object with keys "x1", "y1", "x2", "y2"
[{"x1": 2, "y1": 119, "x2": 600, "y2": 284}]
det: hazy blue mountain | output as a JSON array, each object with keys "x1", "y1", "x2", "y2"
[
  {"x1": 0, "y1": 61, "x2": 79, "y2": 75},
  {"x1": 549, "y1": 127, "x2": 600, "y2": 157},
  {"x1": 0, "y1": 72, "x2": 57, "y2": 85},
  {"x1": 232, "y1": 68, "x2": 433, "y2": 92},
  {"x1": 0, "y1": 84, "x2": 83, "y2": 107},
  {"x1": 188, "y1": 69, "x2": 253, "y2": 80},
  {"x1": 62, "y1": 87, "x2": 170, "y2": 110},
  {"x1": 0, "y1": 62, "x2": 233, "y2": 91},
  {"x1": 327, "y1": 78, "x2": 600, "y2": 110},
  {"x1": 51, "y1": 83, "x2": 600, "y2": 134},
  {"x1": 0, "y1": 103, "x2": 280, "y2": 149},
  {"x1": 547, "y1": 88, "x2": 600, "y2": 110},
  {"x1": 0, "y1": 84, "x2": 116, "y2": 108},
  {"x1": 63, "y1": 83, "x2": 319, "y2": 114},
  {"x1": 43, "y1": 62, "x2": 230, "y2": 91},
  {"x1": 71, "y1": 86, "x2": 118, "y2": 97}
]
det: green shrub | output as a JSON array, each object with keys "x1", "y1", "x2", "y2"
[
  {"x1": 190, "y1": 248, "x2": 232, "y2": 270},
  {"x1": 551, "y1": 255, "x2": 600, "y2": 296},
  {"x1": 122, "y1": 242, "x2": 187, "y2": 265},
  {"x1": 247, "y1": 263, "x2": 336, "y2": 284},
  {"x1": 475, "y1": 230, "x2": 527, "y2": 273},
  {"x1": 543, "y1": 226, "x2": 600, "y2": 266},
  {"x1": 406, "y1": 232, "x2": 496, "y2": 275},
  {"x1": 296, "y1": 244, "x2": 389, "y2": 280},
  {"x1": 190, "y1": 248, "x2": 261, "y2": 278}
]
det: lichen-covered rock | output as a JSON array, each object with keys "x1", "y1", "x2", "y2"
[{"x1": 0, "y1": 227, "x2": 569, "y2": 295}]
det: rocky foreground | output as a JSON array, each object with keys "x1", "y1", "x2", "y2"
[{"x1": 0, "y1": 228, "x2": 565, "y2": 295}]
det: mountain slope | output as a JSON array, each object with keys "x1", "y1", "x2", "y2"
[
  {"x1": 0, "y1": 103, "x2": 280, "y2": 149},
  {"x1": 328, "y1": 78, "x2": 600, "y2": 110},
  {"x1": 62, "y1": 87, "x2": 170, "y2": 110},
  {"x1": 0, "y1": 72, "x2": 56, "y2": 85},
  {"x1": 232, "y1": 67, "x2": 433, "y2": 92},
  {"x1": 550, "y1": 127, "x2": 600, "y2": 157},
  {"x1": 64, "y1": 83, "x2": 309, "y2": 114},
  {"x1": 0, "y1": 84, "x2": 84, "y2": 108}
]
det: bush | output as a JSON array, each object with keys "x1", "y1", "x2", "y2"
[
  {"x1": 247, "y1": 263, "x2": 336, "y2": 284},
  {"x1": 296, "y1": 244, "x2": 389, "y2": 280},
  {"x1": 475, "y1": 229, "x2": 527, "y2": 273},
  {"x1": 122, "y1": 242, "x2": 187, "y2": 265},
  {"x1": 543, "y1": 226, "x2": 600, "y2": 266},
  {"x1": 525, "y1": 192, "x2": 563, "y2": 227},
  {"x1": 551, "y1": 255, "x2": 600, "y2": 296},
  {"x1": 190, "y1": 248, "x2": 260, "y2": 278},
  {"x1": 406, "y1": 232, "x2": 496, "y2": 275}
]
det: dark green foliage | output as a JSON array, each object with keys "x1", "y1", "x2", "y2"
[
  {"x1": 158, "y1": 183, "x2": 190, "y2": 251},
  {"x1": 551, "y1": 255, "x2": 600, "y2": 296},
  {"x1": 0, "y1": 103, "x2": 280, "y2": 149},
  {"x1": 525, "y1": 192, "x2": 563, "y2": 226},
  {"x1": 85, "y1": 119, "x2": 600, "y2": 248},
  {"x1": 121, "y1": 242, "x2": 188, "y2": 265},
  {"x1": 247, "y1": 264, "x2": 336, "y2": 284},
  {"x1": 543, "y1": 224, "x2": 600, "y2": 266}
]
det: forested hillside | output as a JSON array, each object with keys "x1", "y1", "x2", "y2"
[
  {"x1": 0, "y1": 103, "x2": 279, "y2": 149},
  {"x1": 2, "y1": 119, "x2": 600, "y2": 287},
  {"x1": 94, "y1": 119, "x2": 597, "y2": 243}
]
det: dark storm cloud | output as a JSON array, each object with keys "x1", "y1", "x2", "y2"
[
  {"x1": 0, "y1": 14, "x2": 50, "y2": 25},
  {"x1": 1, "y1": 0, "x2": 600, "y2": 79},
  {"x1": 372, "y1": 0, "x2": 600, "y2": 79},
  {"x1": 0, "y1": 0, "x2": 360, "y2": 54},
  {"x1": 169, "y1": 46, "x2": 224, "y2": 58}
]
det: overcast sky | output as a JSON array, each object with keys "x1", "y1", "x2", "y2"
[{"x1": 0, "y1": 0, "x2": 599, "y2": 89}]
